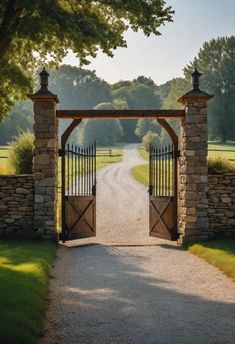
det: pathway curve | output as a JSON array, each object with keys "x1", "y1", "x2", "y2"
[
  {"x1": 96, "y1": 143, "x2": 155, "y2": 244},
  {"x1": 41, "y1": 145, "x2": 235, "y2": 344}
]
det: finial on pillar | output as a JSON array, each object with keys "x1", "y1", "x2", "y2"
[
  {"x1": 192, "y1": 67, "x2": 202, "y2": 91},
  {"x1": 29, "y1": 67, "x2": 59, "y2": 103},
  {"x1": 39, "y1": 67, "x2": 49, "y2": 92},
  {"x1": 177, "y1": 67, "x2": 213, "y2": 105}
]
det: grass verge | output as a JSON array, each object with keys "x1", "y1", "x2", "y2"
[
  {"x1": 0, "y1": 240, "x2": 57, "y2": 344},
  {"x1": 0, "y1": 146, "x2": 11, "y2": 174},
  {"x1": 96, "y1": 148, "x2": 123, "y2": 170},
  {"x1": 131, "y1": 164, "x2": 149, "y2": 186},
  {"x1": 139, "y1": 144, "x2": 148, "y2": 160},
  {"x1": 187, "y1": 239, "x2": 235, "y2": 281}
]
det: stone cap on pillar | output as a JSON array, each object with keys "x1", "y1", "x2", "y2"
[
  {"x1": 177, "y1": 68, "x2": 213, "y2": 105},
  {"x1": 29, "y1": 68, "x2": 59, "y2": 103}
]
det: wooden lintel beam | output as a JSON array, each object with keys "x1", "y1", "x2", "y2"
[{"x1": 56, "y1": 109, "x2": 185, "y2": 119}]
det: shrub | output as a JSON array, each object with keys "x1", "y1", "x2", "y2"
[
  {"x1": 208, "y1": 157, "x2": 235, "y2": 174},
  {"x1": 9, "y1": 131, "x2": 34, "y2": 174},
  {"x1": 142, "y1": 131, "x2": 161, "y2": 152}
]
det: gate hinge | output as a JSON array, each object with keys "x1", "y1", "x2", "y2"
[
  {"x1": 59, "y1": 149, "x2": 65, "y2": 157},
  {"x1": 148, "y1": 185, "x2": 153, "y2": 195},
  {"x1": 92, "y1": 184, "x2": 96, "y2": 196}
]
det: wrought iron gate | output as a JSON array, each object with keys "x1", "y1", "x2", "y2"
[
  {"x1": 61, "y1": 142, "x2": 96, "y2": 241},
  {"x1": 149, "y1": 144, "x2": 178, "y2": 240}
]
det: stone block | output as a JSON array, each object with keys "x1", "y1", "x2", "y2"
[
  {"x1": 35, "y1": 194, "x2": 44, "y2": 203},
  {"x1": 16, "y1": 188, "x2": 30, "y2": 194}
]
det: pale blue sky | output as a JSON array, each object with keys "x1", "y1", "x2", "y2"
[{"x1": 63, "y1": 0, "x2": 235, "y2": 85}]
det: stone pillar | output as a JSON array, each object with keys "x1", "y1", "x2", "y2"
[
  {"x1": 30, "y1": 68, "x2": 59, "y2": 240},
  {"x1": 177, "y1": 68, "x2": 213, "y2": 244}
]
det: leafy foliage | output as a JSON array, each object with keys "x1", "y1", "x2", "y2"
[
  {"x1": 135, "y1": 119, "x2": 160, "y2": 139},
  {"x1": 142, "y1": 131, "x2": 161, "y2": 151},
  {"x1": 162, "y1": 77, "x2": 190, "y2": 109},
  {"x1": 78, "y1": 103, "x2": 123, "y2": 146},
  {"x1": 50, "y1": 65, "x2": 112, "y2": 109},
  {"x1": 9, "y1": 131, "x2": 34, "y2": 174},
  {"x1": 0, "y1": 0, "x2": 173, "y2": 121},
  {"x1": 0, "y1": 101, "x2": 33, "y2": 144},
  {"x1": 111, "y1": 77, "x2": 161, "y2": 142}
]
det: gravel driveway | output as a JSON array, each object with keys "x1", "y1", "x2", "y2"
[{"x1": 41, "y1": 145, "x2": 235, "y2": 344}]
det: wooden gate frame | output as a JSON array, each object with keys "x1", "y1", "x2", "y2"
[{"x1": 57, "y1": 110, "x2": 184, "y2": 242}]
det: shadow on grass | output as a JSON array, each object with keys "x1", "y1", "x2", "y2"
[{"x1": 0, "y1": 240, "x2": 57, "y2": 344}]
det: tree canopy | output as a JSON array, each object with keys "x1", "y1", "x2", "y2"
[
  {"x1": 184, "y1": 36, "x2": 235, "y2": 142},
  {"x1": 78, "y1": 102, "x2": 123, "y2": 146},
  {"x1": 0, "y1": 0, "x2": 173, "y2": 122}
]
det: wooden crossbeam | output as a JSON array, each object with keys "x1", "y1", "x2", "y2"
[{"x1": 56, "y1": 109, "x2": 185, "y2": 119}]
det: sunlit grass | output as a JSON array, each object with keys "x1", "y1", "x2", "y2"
[
  {"x1": 0, "y1": 240, "x2": 57, "y2": 344},
  {"x1": 187, "y1": 239, "x2": 235, "y2": 281},
  {"x1": 132, "y1": 164, "x2": 149, "y2": 186},
  {"x1": 0, "y1": 146, "x2": 11, "y2": 174},
  {"x1": 208, "y1": 142, "x2": 235, "y2": 162},
  {"x1": 139, "y1": 144, "x2": 148, "y2": 160}
]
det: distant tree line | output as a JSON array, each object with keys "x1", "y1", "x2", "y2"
[{"x1": 0, "y1": 35, "x2": 234, "y2": 145}]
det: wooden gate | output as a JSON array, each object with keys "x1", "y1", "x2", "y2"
[
  {"x1": 61, "y1": 142, "x2": 96, "y2": 242},
  {"x1": 149, "y1": 144, "x2": 178, "y2": 240}
]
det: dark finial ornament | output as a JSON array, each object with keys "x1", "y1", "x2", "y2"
[
  {"x1": 39, "y1": 67, "x2": 49, "y2": 91},
  {"x1": 191, "y1": 67, "x2": 202, "y2": 91}
]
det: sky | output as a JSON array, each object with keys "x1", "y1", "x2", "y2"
[{"x1": 63, "y1": 0, "x2": 235, "y2": 86}]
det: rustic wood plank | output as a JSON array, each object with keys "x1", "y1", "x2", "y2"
[{"x1": 56, "y1": 109, "x2": 185, "y2": 119}]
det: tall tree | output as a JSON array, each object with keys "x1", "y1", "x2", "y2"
[
  {"x1": 0, "y1": 101, "x2": 33, "y2": 144},
  {"x1": 77, "y1": 102, "x2": 123, "y2": 146},
  {"x1": 111, "y1": 77, "x2": 161, "y2": 141},
  {"x1": 184, "y1": 36, "x2": 235, "y2": 142},
  {"x1": 50, "y1": 65, "x2": 112, "y2": 109},
  {"x1": 0, "y1": 0, "x2": 173, "y2": 122}
]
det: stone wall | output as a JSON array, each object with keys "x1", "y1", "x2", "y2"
[
  {"x1": 0, "y1": 175, "x2": 34, "y2": 237},
  {"x1": 208, "y1": 173, "x2": 235, "y2": 236}
]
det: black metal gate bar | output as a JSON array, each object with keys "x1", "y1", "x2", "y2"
[
  {"x1": 149, "y1": 144, "x2": 175, "y2": 197},
  {"x1": 65, "y1": 142, "x2": 96, "y2": 197}
]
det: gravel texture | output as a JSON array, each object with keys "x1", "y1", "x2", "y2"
[{"x1": 41, "y1": 145, "x2": 235, "y2": 344}]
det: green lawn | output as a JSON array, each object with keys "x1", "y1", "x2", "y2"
[
  {"x1": 187, "y1": 239, "x2": 235, "y2": 281},
  {"x1": 132, "y1": 164, "x2": 149, "y2": 187},
  {"x1": 208, "y1": 141, "x2": 235, "y2": 162},
  {"x1": 139, "y1": 144, "x2": 148, "y2": 160},
  {"x1": 96, "y1": 148, "x2": 123, "y2": 170},
  {"x1": 0, "y1": 240, "x2": 57, "y2": 344},
  {"x1": 0, "y1": 145, "x2": 11, "y2": 174}
]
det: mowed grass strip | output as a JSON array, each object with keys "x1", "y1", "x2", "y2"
[
  {"x1": 96, "y1": 148, "x2": 123, "y2": 170},
  {"x1": 187, "y1": 239, "x2": 235, "y2": 281},
  {"x1": 208, "y1": 142, "x2": 235, "y2": 163},
  {"x1": 139, "y1": 144, "x2": 148, "y2": 160},
  {"x1": 0, "y1": 240, "x2": 57, "y2": 344},
  {"x1": 132, "y1": 164, "x2": 149, "y2": 186}
]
